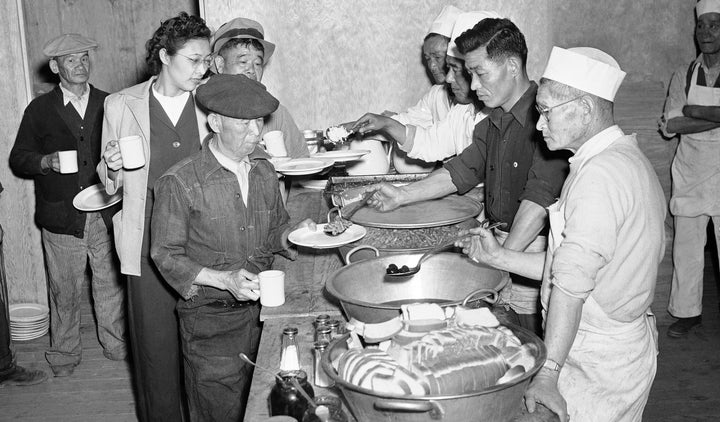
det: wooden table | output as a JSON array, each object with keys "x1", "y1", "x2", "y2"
[{"x1": 245, "y1": 186, "x2": 557, "y2": 421}]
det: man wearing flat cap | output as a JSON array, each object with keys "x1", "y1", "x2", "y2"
[
  {"x1": 459, "y1": 47, "x2": 665, "y2": 421},
  {"x1": 151, "y1": 73, "x2": 313, "y2": 421},
  {"x1": 212, "y1": 17, "x2": 309, "y2": 158},
  {"x1": 661, "y1": 0, "x2": 720, "y2": 339},
  {"x1": 9, "y1": 34, "x2": 125, "y2": 377}
]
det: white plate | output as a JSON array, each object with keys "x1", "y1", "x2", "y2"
[
  {"x1": 8, "y1": 303, "x2": 49, "y2": 323},
  {"x1": 288, "y1": 224, "x2": 366, "y2": 249},
  {"x1": 274, "y1": 158, "x2": 334, "y2": 176},
  {"x1": 73, "y1": 184, "x2": 122, "y2": 211},
  {"x1": 311, "y1": 150, "x2": 370, "y2": 162}
]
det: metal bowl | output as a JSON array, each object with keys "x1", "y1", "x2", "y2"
[
  {"x1": 321, "y1": 326, "x2": 546, "y2": 422},
  {"x1": 325, "y1": 252, "x2": 505, "y2": 324}
]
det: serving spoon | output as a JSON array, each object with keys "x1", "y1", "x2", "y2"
[{"x1": 385, "y1": 221, "x2": 507, "y2": 277}]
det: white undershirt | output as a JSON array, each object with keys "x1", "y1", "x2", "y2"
[
  {"x1": 209, "y1": 139, "x2": 251, "y2": 205},
  {"x1": 151, "y1": 85, "x2": 190, "y2": 126}
]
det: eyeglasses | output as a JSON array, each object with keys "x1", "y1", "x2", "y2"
[
  {"x1": 535, "y1": 96, "x2": 583, "y2": 121},
  {"x1": 176, "y1": 52, "x2": 213, "y2": 69}
]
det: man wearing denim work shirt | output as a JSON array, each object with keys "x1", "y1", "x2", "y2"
[
  {"x1": 150, "y1": 73, "x2": 313, "y2": 421},
  {"x1": 366, "y1": 18, "x2": 568, "y2": 335}
]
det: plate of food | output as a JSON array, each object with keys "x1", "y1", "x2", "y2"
[
  {"x1": 73, "y1": 184, "x2": 122, "y2": 212},
  {"x1": 288, "y1": 224, "x2": 366, "y2": 249},
  {"x1": 311, "y1": 149, "x2": 370, "y2": 162},
  {"x1": 274, "y1": 158, "x2": 334, "y2": 176}
]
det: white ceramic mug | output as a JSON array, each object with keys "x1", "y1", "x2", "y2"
[
  {"x1": 57, "y1": 150, "x2": 78, "y2": 174},
  {"x1": 117, "y1": 135, "x2": 146, "y2": 170},
  {"x1": 262, "y1": 130, "x2": 288, "y2": 157},
  {"x1": 258, "y1": 270, "x2": 285, "y2": 307}
]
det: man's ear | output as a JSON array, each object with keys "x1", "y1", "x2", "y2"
[
  {"x1": 213, "y1": 56, "x2": 225, "y2": 74},
  {"x1": 506, "y1": 56, "x2": 521, "y2": 78},
  {"x1": 49, "y1": 59, "x2": 59, "y2": 75},
  {"x1": 207, "y1": 113, "x2": 222, "y2": 133}
]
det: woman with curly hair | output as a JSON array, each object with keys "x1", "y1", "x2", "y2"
[{"x1": 98, "y1": 11, "x2": 211, "y2": 421}]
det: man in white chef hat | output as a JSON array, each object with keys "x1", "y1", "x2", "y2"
[
  {"x1": 661, "y1": 0, "x2": 720, "y2": 339},
  {"x1": 459, "y1": 47, "x2": 666, "y2": 422}
]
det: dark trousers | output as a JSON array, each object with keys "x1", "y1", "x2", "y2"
[
  {"x1": 0, "y1": 225, "x2": 12, "y2": 372},
  {"x1": 177, "y1": 299, "x2": 262, "y2": 422},
  {"x1": 127, "y1": 223, "x2": 185, "y2": 422}
]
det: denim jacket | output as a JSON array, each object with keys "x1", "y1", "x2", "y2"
[{"x1": 150, "y1": 141, "x2": 289, "y2": 300}]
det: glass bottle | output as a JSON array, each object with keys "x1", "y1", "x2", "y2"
[
  {"x1": 269, "y1": 370, "x2": 315, "y2": 421},
  {"x1": 313, "y1": 341, "x2": 333, "y2": 388},
  {"x1": 326, "y1": 320, "x2": 342, "y2": 339},
  {"x1": 314, "y1": 314, "x2": 330, "y2": 330},
  {"x1": 301, "y1": 395, "x2": 348, "y2": 422},
  {"x1": 280, "y1": 327, "x2": 301, "y2": 372},
  {"x1": 315, "y1": 326, "x2": 333, "y2": 344}
]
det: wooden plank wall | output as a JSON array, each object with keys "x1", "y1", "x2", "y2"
[{"x1": 1, "y1": 0, "x2": 196, "y2": 305}]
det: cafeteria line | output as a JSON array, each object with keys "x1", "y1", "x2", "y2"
[{"x1": 0, "y1": 1, "x2": 714, "y2": 422}]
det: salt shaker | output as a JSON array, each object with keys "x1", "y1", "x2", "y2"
[
  {"x1": 326, "y1": 320, "x2": 342, "y2": 339},
  {"x1": 315, "y1": 326, "x2": 332, "y2": 344},
  {"x1": 280, "y1": 327, "x2": 301, "y2": 372},
  {"x1": 313, "y1": 341, "x2": 333, "y2": 388}
]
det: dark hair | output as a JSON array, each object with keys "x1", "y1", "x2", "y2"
[
  {"x1": 456, "y1": 18, "x2": 528, "y2": 66},
  {"x1": 217, "y1": 38, "x2": 265, "y2": 61},
  {"x1": 423, "y1": 33, "x2": 450, "y2": 43},
  {"x1": 145, "y1": 12, "x2": 211, "y2": 75}
]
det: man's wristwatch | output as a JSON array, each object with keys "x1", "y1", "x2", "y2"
[{"x1": 542, "y1": 358, "x2": 562, "y2": 372}]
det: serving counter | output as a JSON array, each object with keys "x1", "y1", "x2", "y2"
[{"x1": 244, "y1": 186, "x2": 558, "y2": 422}]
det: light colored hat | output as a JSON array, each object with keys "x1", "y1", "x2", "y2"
[
  {"x1": 427, "y1": 5, "x2": 464, "y2": 38},
  {"x1": 212, "y1": 17, "x2": 276, "y2": 60},
  {"x1": 697, "y1": 0, "x2": 720, "y2": 17},
  {"x1": 42, "y1": 33, "x2": 97, "y2": 58},
  {"x1": 541, "y1": 46, "x2": 626, "y2": 102},
  {"x1": 447, "y1": 11, "x2": 502, "y2": 59}
]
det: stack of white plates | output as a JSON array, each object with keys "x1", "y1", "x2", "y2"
[{"x1": 9, "y1": 303, "x2": 49, "y2": 341}]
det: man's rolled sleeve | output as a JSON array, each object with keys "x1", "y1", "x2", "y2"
[
  {"x1": 519, "y1": 145, "x2": 569, "y2": 208},
  {"x1": 151, "y1": 174, "x2": 205, "y2": 298},
  {"x1": 551, "y1": 163, "x2": 619, "y2": 299},
  {"x1": 445, "y1": 125, "x2": 488, "y2": 194},
  {"x1": 661, "y1": 65, "x2": 689, "y2": 138}
]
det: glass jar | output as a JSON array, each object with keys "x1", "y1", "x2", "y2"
[
  {"x1": 301, "y1": 395, "x2": 348, "y2": 422},
  {"x1": 314, "y1": 326, "x2": 333, "y2": 344},
  {"x1": 326, "y1": 320, "x2": 342, "y2": 339},
  {"x1": 269, "y1": 370, "x2": 315, "y2": 421},
  {"x1": 312, "y1": 341, "x2": 333, "y2": 388},
  {"x1": 280, "y1": 327, "x2": 301, "y2": 372}
]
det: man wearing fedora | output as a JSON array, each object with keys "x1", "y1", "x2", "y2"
[
  {"x1": 9, "y1": 34, "x2": 125, "y2": 377},
  {"x1": 211, "y1": 17, "x2": 309, "y2": 158}
]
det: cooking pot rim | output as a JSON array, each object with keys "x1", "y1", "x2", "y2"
[
  {"x1": 321, "y1": 326, "x2": 547, "y2": 400},
  {"x1": 325, "y1": 252, "x2": 505, "y2": 310}
]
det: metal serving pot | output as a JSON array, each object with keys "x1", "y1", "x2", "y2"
[
  {"x1": 325, "y1": 252, "x2": 505, "y2": 324},
  {"x1": 321, "y1": 326, "x2": 546, "y2": 421}
]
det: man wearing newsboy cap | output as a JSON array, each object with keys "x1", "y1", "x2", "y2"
[
  {"x1": 458, "y1": 47, "x2": 666, "y2": 422},
  {"x1": 9, "y1": 34, "x2": 126, "y2": 378},
  {"x1": 150, "y1": 73, "x2": 314, "y2": 421},
  {"x1": 212, "y1": 17, "x2": 309, "y2": 158}
]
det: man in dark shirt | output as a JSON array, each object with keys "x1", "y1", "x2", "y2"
[
  {"x1": 367, "y1": 18, "x2": 568, "y2": 334},
  {"x1": 9, "y1": 34, "x2": 125, "y2": 377},
  {"x1": 151, "y1": 73, "x2": 313, "y2": 421}
]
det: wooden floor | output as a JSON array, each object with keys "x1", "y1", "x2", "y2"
[{"x1": 1, "y1": 241, "x2": 719, "y2": 421}]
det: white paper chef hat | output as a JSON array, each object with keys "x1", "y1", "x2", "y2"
[
  {"x1": 697, "y1": 0, "x2": 720, "y2": 17},
  {"x1": 447, "y1": 11, "x2": 502, "y2": 59},
  {"x1": 427, "y1": 5, "x2": 464, "y2": 38},
  {"x1": 541, "y1": 46, "x2": 626, "y2": 102}
]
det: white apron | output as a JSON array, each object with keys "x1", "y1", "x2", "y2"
[
  {"x1": 669, "y1": 63, "x2": 720, "y2": 217},
  {"x1": 542, "y1": 201, "x2": 658, "y2": 422}
]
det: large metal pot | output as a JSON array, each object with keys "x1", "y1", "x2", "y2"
[
  {"x1": 325, "y1": 252, "x2": 505, "y2": 324},
  {"x1": 322, "y1": 326, "x2": 546, "y2": 421}
]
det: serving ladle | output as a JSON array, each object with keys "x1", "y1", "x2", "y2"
[{"x1": 385, "y1": 221, "x2": 507, "y2": 277}]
